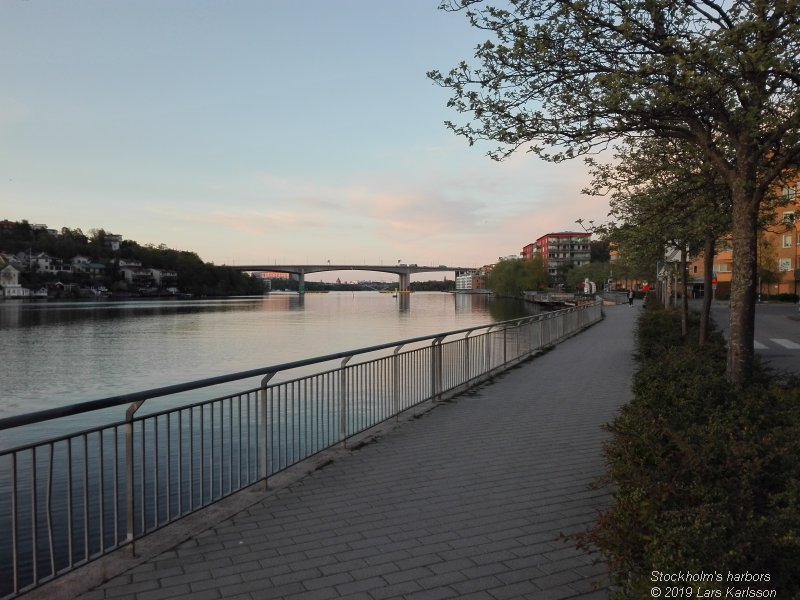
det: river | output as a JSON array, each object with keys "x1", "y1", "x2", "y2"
[{"x1": 0, "y1": 292, "x2": 531, "y2": 432}]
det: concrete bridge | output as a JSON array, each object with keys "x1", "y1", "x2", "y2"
[{"x1": 231, "y1": 264, "x2": 473, "y2": 293}]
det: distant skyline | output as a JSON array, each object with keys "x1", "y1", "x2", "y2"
[{"x1": 0, "y1": 1, "x2": 610, "y2": 282}]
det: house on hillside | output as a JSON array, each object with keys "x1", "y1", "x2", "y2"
[
  {"x1": 151, "y1": 269, "x2": 178, "y2": 288},
  {"x1": 0, "y1": 264, "x2": 30, "y2": 298},
  {"x1": 30, "y1": 252, "x2": 70, "y2": 274}
]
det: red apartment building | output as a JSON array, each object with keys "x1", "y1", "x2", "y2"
[{"x1": 522, "y1": 232, "x2": 592, "y2": 281}]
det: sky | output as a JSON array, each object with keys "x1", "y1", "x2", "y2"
[{"x1": 0, "y1": 1, "x2": 611, "y2": 281}]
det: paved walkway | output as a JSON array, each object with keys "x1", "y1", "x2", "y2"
[{"x1": 76, "y1": 305, "x2": 638, "y2": 600}]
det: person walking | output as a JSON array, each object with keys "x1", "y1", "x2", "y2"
[{"x1": 628, "y1": 289, "x2": 634, "y2": 307}]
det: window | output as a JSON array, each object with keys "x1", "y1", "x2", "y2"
[
  {"x1": 784, "y1": 234, "x2": 793, "y2": 248},
  {"x1": 778, "y1": 258, "x2": 792, "y2": 272}
]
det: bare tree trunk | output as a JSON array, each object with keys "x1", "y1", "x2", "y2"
[
  {"x1": 681, "y1": 245, "x2": 689, "y2": 337},
  {"x1": 699, "y1": 236, "x2": 715, "y2": 347},
  {"x1": 728, "y1": 185, "x2": 759, "y2": 386}
]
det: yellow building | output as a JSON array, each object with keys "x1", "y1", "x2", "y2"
[{"x1": 690, "y1": 186, "x2": 800, "y2": 298}]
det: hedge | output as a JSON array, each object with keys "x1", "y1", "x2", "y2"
[{"x1": 580, "y1": 304, "x2": 800, "y2": 598}]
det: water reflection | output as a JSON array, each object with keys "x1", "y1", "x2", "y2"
[
  {"x1": 0, "y1": 292, "x2": 532, "y2": 426},
  {"x1": 0, "y1": 297, "x2": 267, "y2": 329}
]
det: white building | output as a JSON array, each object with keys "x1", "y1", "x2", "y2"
[
  {"x1": 31, "y1": 252, "x2": 70, "y2": 273},
  {"x1": 0, "y1": 265, "x2": 30, "y2": 298},
  {"x1": 455, "y1": 270, "x2": 487, "y2": 291},
  {"x1": 150, "y1": 269, "x2": 178, "y2": 287},
  {"x1": 105, "y1": 234, "x2": 123, "y2": 251}
]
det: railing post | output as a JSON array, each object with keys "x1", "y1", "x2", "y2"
[
  {"x1": 125, "y1": 399, "x2": 146, "y2": 557},
  {"x1": 484, "y1": 325, "x2": 495, "y2": 374},
  {"x1": 503, "y1": 326, "x2": 508, "y2": 366},
  {"x1": 431, "y1": 336, "x2": 445, "y2": 402},
  {"x1": 339, "y1": 356, "x2": 353, "y2": 447},
  {"x1": 464, "y1": 331, "x2": 472, "y2": 384},
  {"x1": 392, "y1": 344, "x2": 404, "y2": 420},
  {"x1": 259, "y1": 373, "x2": 275, "y2": 489}
]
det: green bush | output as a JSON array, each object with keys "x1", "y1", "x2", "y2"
[{"x1": 581, "y1": 308, "x2": 800, "y2": 598}]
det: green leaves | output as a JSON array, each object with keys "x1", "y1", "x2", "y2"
[
  {"x1": 487, "y1": 255, "x2": 547, "y2": 296},
  {"x1": 582, "y1": 307, "x2": 800, "y2": 597}
]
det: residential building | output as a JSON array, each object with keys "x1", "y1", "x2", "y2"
[
  {"x1": 774, "y1": 194, "x2": 800, "y2": 295},
  {"x1": 71, "y1": 255, "x2": 92, "y2": 271},
  {"x1": 1, "y1": 252, "x2": 25, "y2": 270},
  {"x1": 30, "y1": 252, "x2": 70, "y2": 274},
  {"x1": 524, "y1": 232, "x2": 591, "y2": 281},
  {"x1": 455, "y1": 270, "x2": 487, "y2": 291},
  {"x1": 151, "y1": 269, "x2": 178, "y2": 287},
  {"x1": 105, "y1": 234, "x2": 123, "y2": 251},
  {"x1": 0, "y1": 264, "x2": 30, "y2": 298},
  {"x1": 521, "y1": 243, "x2": 534, "y2": 261},
  {"x1": 31, "y1": 224, "x2": 59, "y2": 236},
  {"x1": 689, "y1": 185, "x2": 800, "y2": 297},
  {"x1": 120, "y1": 267, "x2": 155, "y2": 288},
  {"x1": 83, "y1": 262, "x2": 106, "y2": 279},
  {"x1": 118, "y1": 259, "x2": 142, "y2": 268}
]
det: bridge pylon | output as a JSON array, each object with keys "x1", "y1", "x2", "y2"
[{"x1": 398, "y1": 273, "x2": 411, "y2": 292}]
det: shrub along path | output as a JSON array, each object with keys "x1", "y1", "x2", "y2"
[{"x1": 76, "y1": 305, "x2": 638, "y2": 600}]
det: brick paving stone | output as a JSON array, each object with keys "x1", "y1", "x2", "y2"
[
  {"x1": 403, "y1": 586, "x2": 461, "y2": 600},
  {"x1": 164, "y1": 590, "x2": 221, "y2": 600},
  {"x1": 367, "y1": 579, "x2": 424, "y2": 600},
  {"x1": 382, "y1": 566, "x2": 435, "y2": 585},
  {"x1": 135, "y1": 584, "x2": 191, "y2": 600},
  {"x1": 72, "y1": 305, "x2": 635, "y2": 600},
  {"x1": 488, "y1": 580, "x2": 540, "y2": 599},
  {"x1": 188, "y1": 573, "x2": 243, "y2": 593},
  {"x1": 303, "y1": 571, "x2": 355, "y2": 591},
  {"x1": 283, "y1": 588, "x2": 341, "y2": 600}
]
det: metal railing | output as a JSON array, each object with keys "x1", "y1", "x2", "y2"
[{"x1": 0, "y1": 302, "x2": 602, "y2": 599}]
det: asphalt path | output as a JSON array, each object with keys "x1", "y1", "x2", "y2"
[{"x1": 693, "y1": 299, "x2": 800, "y2": 375}]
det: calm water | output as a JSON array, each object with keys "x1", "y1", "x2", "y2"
[{"x1": 0, "y1": 292, "x2": 529, "y2": 431}]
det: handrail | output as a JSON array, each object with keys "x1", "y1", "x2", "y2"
[{"x1": 0, "y1": 313, "x2": 550, "y2": 432}]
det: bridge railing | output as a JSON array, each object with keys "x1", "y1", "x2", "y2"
[{"x1": 0, "y1": 301, "x2": 602, "y2": 599}]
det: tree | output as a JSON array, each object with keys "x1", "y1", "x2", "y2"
[
  {"x1": 587, "y1": 138, "x2": 732, "y2": 343},
  {"x1": 590, "y1": 240, "x2": 610, "y2": 263},
  {"x1": 488, "y1": 256, "x2": 547, "y2": 296},
  {"x1": 430, "y1": 1, "x2": 800, "y2": 385},
  {"x1": 564, "y1": 261, "x2": 612, "y2": 291}
]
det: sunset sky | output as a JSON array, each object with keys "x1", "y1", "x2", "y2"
[{"x1": 0, "y1": 1, "x2": 611, "y2": 281}]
